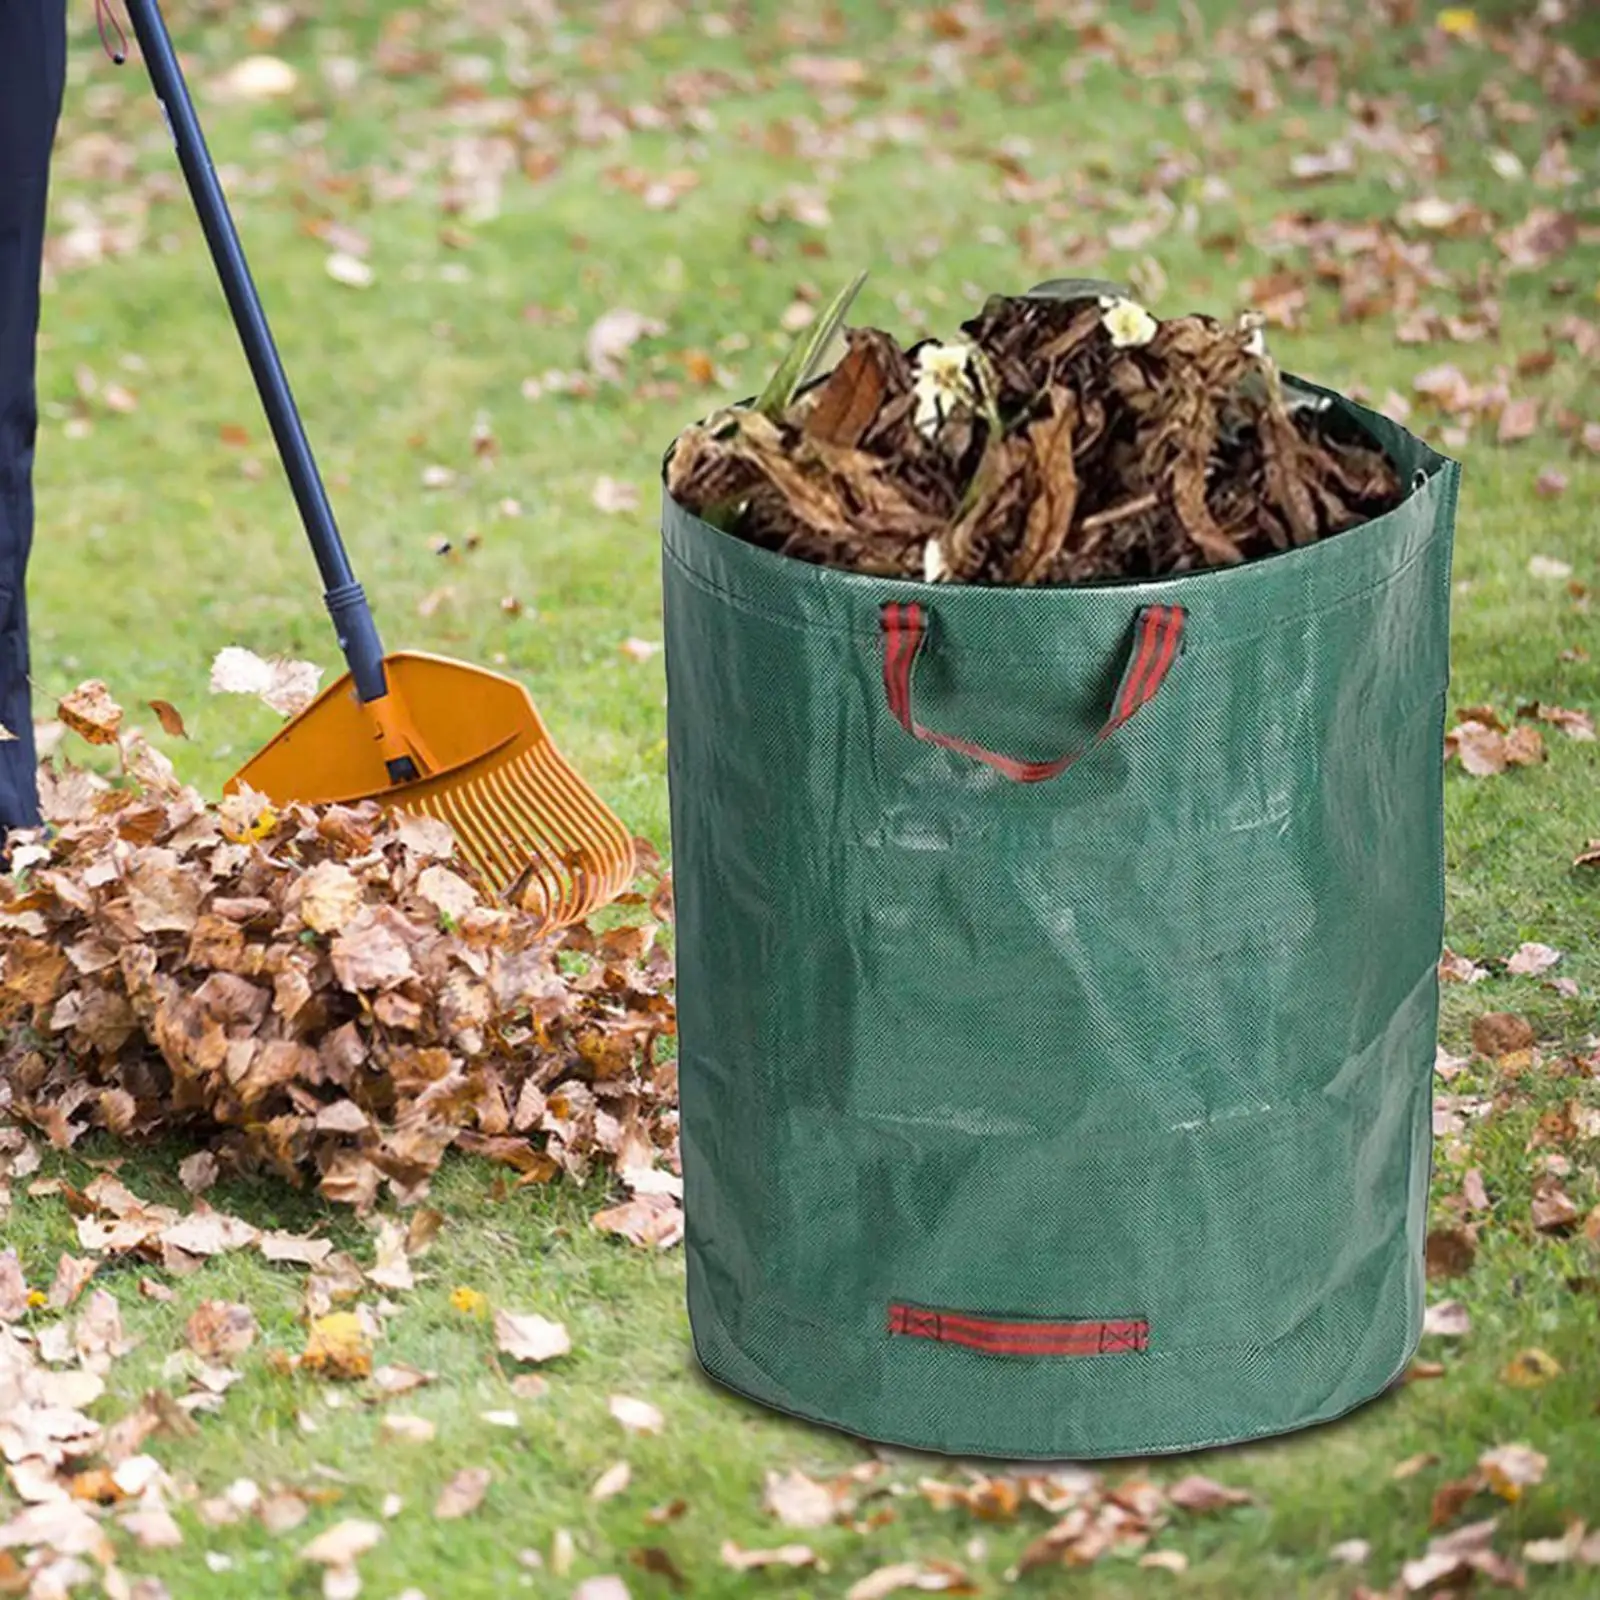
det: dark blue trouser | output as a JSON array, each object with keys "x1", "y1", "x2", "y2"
[{"x1": 0, "y1": 1, "x2": 67, "y2": 830}]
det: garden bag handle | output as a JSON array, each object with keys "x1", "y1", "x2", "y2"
[
  {"x1": 880, "y1": 602, "x2": 1185, "y2": 782},
  {"x1": 119, "y1": 0, "x2": 389, "y2": 708}
]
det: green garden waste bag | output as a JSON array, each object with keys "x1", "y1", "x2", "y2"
[{"x1": 662, "y1": 381, "x2": 1460, "y2": 1458}]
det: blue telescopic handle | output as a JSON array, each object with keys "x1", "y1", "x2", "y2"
[{"x1": 121, "y1": 0, "x2": 389, "y2": 705}]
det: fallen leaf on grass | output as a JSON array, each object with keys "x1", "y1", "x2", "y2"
[
  {"x1": 185, "y1": 1301, "x2": 257, "y2": 1363},
  {"x1": 1394, "y1": 1453, "x2": 1441, "y2": 1481},
  {"x1": 1138, "y1": 1550, "x2": 1189, "y2": 1573},
  {"x1": 552, "y1": 1528, "x2": 575, "y2": 1576},
  {"x1": 630, "y1": 1546, "x2": 688, "y2": 1588},
  {"x1": 1528, "y1": 554, "x2": 1573, "y2": 580},
  {"x1": 0, "y1": 1249, "x2": 27, "y2": 1321},
  {"x1": 121, "y1": 1502, "x2": 183, "y2": 1550},
  {"x1": 920, "y1": 1474, "x2": 1021, "y2": 1520},
  {"x1": 1519, "y1": 702, "x2": 1594, "y2": 742},
  {"x1": 1430, "y1": 1474, "x2": 1483, "y2": 1527},
  {"x1": 1423, "y1": 1301, "x2": 1472, "y2": 1338},
  {"x1": 434, "y1": 1466, "x2": 491, "y2": 1520},
  {"x1": 592, "y1": 1194, "x2": 683, "y2": 1248},
  {"x1": 213, "y1": 55, "x2": 298, "y2": 100},
  {"x1": 300, "y1": 1313, "x2": 372, "y2": 1381},
  {"x1": 1471, "y1": 1012, "x2": 1536, "y2": 1059},
  {"x1": 592, "y1": 477, "x2": 640, "y2": 515},
  {"x1": 366, "y1": 1220, "x2": 415, "y2": 1293},
  {"x1": 58, "y1": 681, "x2": 123, "y2": 746},
  {"x1": 617, "y1": 638, "x2": 662, "y2": 664},
  {"x1": 763, "y1": 1468, "x2": 840, "y2": 1529},
  {"x1": 494, "y1": 1310, "x2": 571, "y2": 1364},
  {"x1": 379, "y1": 1414, "x2": 436, "y2": 1445},
  {"x1": 301, "y1": 1518, "x2": 381, "y2": 1568},
  {"x1": 1505, "y1": 942, "x2": 1562, "y2": 975},
  {"x1": 1166, "y1": 1475, "x2": 1252, "y2": 1512},
  {"x1": 587, "y1": 308, "x2": 666, "y2": 383},
  {"x1": 450, "y1": 1286, "x2": 488, "y2": 1317},
  {"x1": 1403, "y1": 1519, "x2": 1524, "y2": 1593},
  {"x1": 1496, "y1": 396, "x2": 1539, "y2": 444},
  {"x1": 1501, "y1": 1348, "x2": 1561, "y2": 1388},
  {"x1": 47, "y1": 1253, "x2": 99, "y2": 1310},
  {"x1": 1447, "y1": 717, "x2": 1544, "y2": 775},
  {"x1": 260, "y1": 1232, "x2": 335, "y2": 1269},
  {"x1": 590, "y1": 1461, "x2": 631, "y2": 1502},
  {"x1": 846, "y1": 1560, "x2": 978, "y2": 1598},
  {"x1": 1532, "y1": 1183, "x2": 1579, "y2": 1233},
  {"x1": 571, "y1": 1579, "x2": 631, "y2": 1600},
  {"x1": 1534, "y1": 468, "x2": 1568, "y2": 499},
  {"x1": 1425, "y1": 1227, "x2": 1477, "y2": 1279},
  {"x1": 608, "y1": 1395, "x2": 665, "y2": 1435},
  {"x1": 1523, "y1": 1522, "x2": 1589, "y2": 1565},
  {"x1": 1439, "y1": 948, "x2": 1488, "y2": 984},
  {"x1": 721, "y1": 1542, "x2": 821, "y2": 1571},
  {"x1": 1480, "y1": 1445, "x2": 1546, "y2": 1501},
  {"x1": 326, "y1": 253, "x2": 374, "y2": 291},
  {"x1": 1330, "y1": 1539, "x2": 1371, "y2": 1565}
]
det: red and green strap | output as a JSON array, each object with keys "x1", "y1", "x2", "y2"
[
  {"x1": 888, "y1": 1302, "x2": 1150, "y2": 1357},
  {"x1": 880, "y1": 601, "x2": 1185, "y2": 783}
]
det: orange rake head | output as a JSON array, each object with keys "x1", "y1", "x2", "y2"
[{"x1": 228, "y1": 652, "x2": 636, "y2": 930}]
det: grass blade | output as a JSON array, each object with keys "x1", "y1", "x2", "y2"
[{"x1": 755, "y1": 270, "x2": 869, "y2": 420}]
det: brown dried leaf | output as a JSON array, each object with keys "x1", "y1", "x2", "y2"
[
  {"x1": 1166, "y1": 1475, "x2": 1253, "y2": 1512},
  {"x1": 58, "y1": 681, "x2": 124, "y2": 746},
  {"x1": 846, "y1": 1560, "x2": 978, "y2": 1599},
  {"x1": 1425, "y1": 1227, "x2": 1477, "y2": 1280},
  {"x1": 1471, "y1": 1012, "x2": 1536, "y2": 1059},
  {"x1": 722, "y1": 1541, "x2": 821, "y2": 1571},
  {"x1": 185, "y1": 1300, "x2": 257, "y2": 1362},
  {"x1": 434, "y1": 1466, "x2": 491, "y2": 1520},
  {"x1": 147, "y1": 700, "x2": 189, "y2": 739}
]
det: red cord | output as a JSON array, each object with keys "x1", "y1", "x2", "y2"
[{"x1": 95, "y1": 0, "x2": 129, "y2": 65}]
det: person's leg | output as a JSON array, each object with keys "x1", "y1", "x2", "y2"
[{"x1": 0, "y1": 0, "x2": 69, "y2": 831}]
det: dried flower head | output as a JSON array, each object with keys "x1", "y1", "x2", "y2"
[
  {"x1": 912, "y1": 342, "x2": 977, "y2": 436},
  {"x1": 1098, "y1": 296, "x2": 1158, "y2": 349}
]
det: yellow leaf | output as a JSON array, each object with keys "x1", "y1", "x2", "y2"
[
  {"x1": 1436, "y1": 7, "x2": 1478, "y2": 38},
  {"x1": 300, "y1": 1312, "x2": 372, "y2": 1380},
  {"x1": 450, "y1": 1286, "x2": 488, "y2": 1316},
  {"x1": 218, "y1": 791, "x2": 278, "y2": 844},
  {"x1": 1501, "y1": 1348, "x2": 1561, "y2": 1388}
]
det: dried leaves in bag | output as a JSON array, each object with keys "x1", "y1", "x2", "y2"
[{"x1": 667, "y1": 285, "x2": 1403, "y2": 585}]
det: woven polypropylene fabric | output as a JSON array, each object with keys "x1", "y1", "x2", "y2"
[{"x1": 662, "y1": 383, "x2": 1459, "y2": 1459}]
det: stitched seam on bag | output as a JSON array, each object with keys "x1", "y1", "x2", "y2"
[{"x1": 663, "y1": 527, "x2": 1447, "y2": 660}]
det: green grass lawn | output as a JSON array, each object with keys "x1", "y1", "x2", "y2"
[{"x1": 5, "y1": 0, "x2": 1598, "y2": 1595}]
